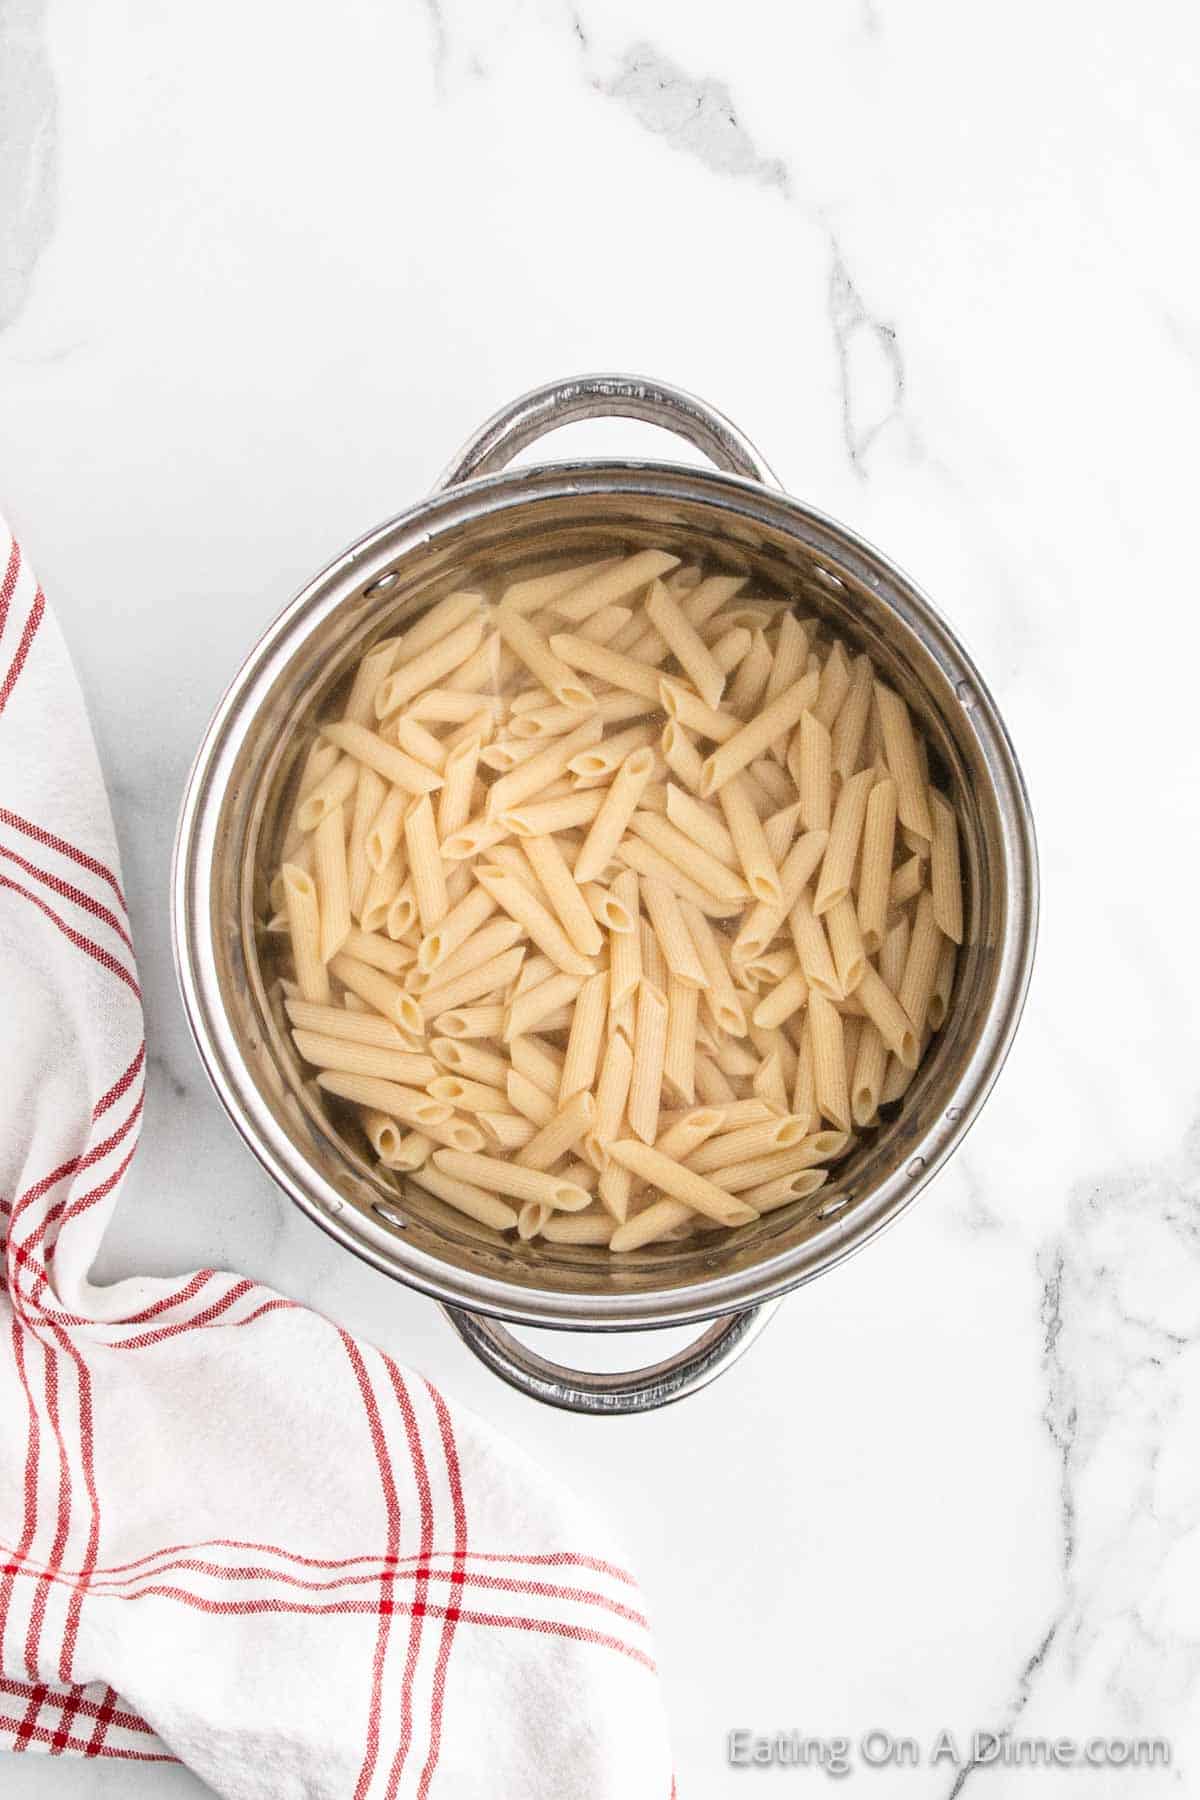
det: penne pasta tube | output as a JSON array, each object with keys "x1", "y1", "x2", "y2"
[
  {"x1": 825, "y1": 895, "x2": 868, "y2": 995},
  {"x1": 663, "y1": 977, "x2": 699, "y2": 1105},
  {"x1": 641, "y1": 878, "x2": 707, "y2": 988},
  {"x1": 664, "y1": 784, "x2": 738, "y2": 868},
  {"x1": 606, "y1": 1140, "x2": 759, "y2": 1228},
  {"x1": 515, "y1": 1089, "x2": 596, "y2": 1171},
  {"x1": 417, "y1": 883, "x2": 497, "y2": 974},
  {"x1": 659, "y1": 720, "x2": 707, "y2": 793},
  {"x1": 519, "y1": 834, "x2": 604, "y2": 958},
  {"x1": 405, "y1": 688, "x2": 505, "y2": 724},
  {"x1": 430, "y1": 1149, "x2": 591, "y2": 1211},
  {"x1": 814, "y1": 640, "x2": 851, "y2": 729},
  {"x1": 899, "y1": 890, "x2": 943, "y2": 1036},
  {"x1": 549, "y1": 549, "x2": 680, "y2": 623},
  {"x1": 743, "y1": 1169, "x2": 829, "y2": 1213},
  {"x1": 501, "y1": 790, "x2": 606, "y2": 838},
  {"x1": 626, "y1": 813, "x2": 749, "y2": 904},
  {"x1": 403, "y1": 794, "x2": 449, "y2": 932},
  {"x1": 717, "y1": 773, "x2": 782, "y2": 907},
  {"x1": 437, "y1": 731, "x2": 483, "y2": 845},
  {"x1": 873, "y1": 683, "x2": 934, "y2": 840},
  {"x1": 479, "y1": 1112, "x2": 537, "y2": 1150},
  {"x1": 645, "y1": 578, "x2": 727, "y2": 708},
  {"x1": 851, "y1": 1021, "x2": 888, "y2": 1127},
  {"x1": 583, "y1": 882, "x2": 634, "y2": 934},
  {"x1": 795, "y1": 709, "x2": 832, "y2": 832},
  {"x1": 762, "y1": 612, "x2": 808, "y2": 757},
  {"x1": 572, "y1": 747, "x2": 657, "y2": 885},
  {"x1": 484, "y1": 716, "x2": 604, "y2": 819},
  {"x1": 657, "y1": 677, "x2": 739, "y2": 745},
  {"x1": 627, "y1": 979, "x2": 668, "y2": 1144},
  {"x1": 409, "y1": 918, "x2": 521, "y2": 994},
  {"x1": 560, "y1": 971, "x2": 609, "y2": 1102},
  {"x1": 342, "y1": 640, "x2": 401, "y2": 728},
  {"x1": 705, "y1": 1139, "x2": 846, "y2": 1193},
  {"x1": 286, "y1": 999, "x2": 406, "y2": 1048},
  {"x1": 694, "y1": 1052, "x2": 738, "y2": 1104},
  {"x1": 504, "y1": 971, "x2": 584, "y2": 1042},
  {"x1": 414, "y1": 1163, "x2": 520, "y2": 1233},
  {"x1": 541, "y1": 1210, "x2": 615, "y2": 1245},
  {"x1": 373, "y1": 616, "x2": 485, "y2": 720},
  {"x1": 346, "y1": 766, "x2": 387, "y2": 920},
  {"x1": 808, "y1": 990, "x2": 850, "y2": 1132},
  {"x1": 431, "y1": 1038, "x2": 510, "y2": 1086},
  {"x1": 791, "y1": 1020, "x2": 816, "y2": 1134},
  {"x1": 427, "y1": 1075, "x2": 513, "y2": 1115},
  {"x1": 361, "y1": 856, "x2": 406, "y2": 936},
  {"x1": 282, "y1": 864, "x2": 330, "y2": 1003},
  {"x1": 831, "y1": 653, "x2": 873, "y2": 779},
  {"x1": 607, "y1": 869, "x2": 642, "y2": 1006},
  {"x1": 752, "y1": 966, "x2": 809, "y2": 1031},
  {"x1": 340, "y1": 926, "x2": 414, "y2": 976},
  {"x1": 929, "y1": 788, "x2": 964, "y2": 944},
  {"x1": 609, "y1": 1199, "x2": 696, "y2": 1252},
  {"x1": 418, "y1": 945, "x2": 527, "y2": 1017},
  {"x1": 568, "y1": 722, "x2": 659, "y2": 778},
  {"x1": 679, "y1": 900, "x2": 748, "y2": 1037},
  {"x1": 295, "y1": 755, "x2": 359, "y2": 836},
  {"x1": 889, "y1": 854, "x2": 925, "y2": 907},
  {"x1": 433, "y1": 1005, "x2": 506, "y2": 1039},
  {"x1": 508, "y1": 1032, "x2": 564, "y2": 1093},
  {"x1": 314, "y1": 804, "x2": 352, "y2": 963},
  {"x1": 499, "y1": 556, "x2": 623, "y2": 616},
  {"x1": 813, "y1": 767, "x2": 875, "y2": 916},
  {"x1": 329, "y1": 953, "x2": 425, "y2": 1033},
  {"x1": 506, "y1": 1069, "x2": 556, "y2": 1127},
  {"x1": 686, "y1": 1114, "x2": 808, "y2": 1174},
  {"x1": 366, "y1": 785, "x2": 409, "y2": 874},
  {"x1": 788, "y1": 891, "x2": 841, "y2": 999},
  {"x1": 316, "y1": 1069, "x2": 450, "y2": 1130},
  {"x1": 321, "y1": 722, "x2": 444, "y2": 796},
  {"x1": 709, "y1": 627, "x2": 753, "y2": 674},
  {"x1": 545, "y1": 631, "x2": 664, "y2": 705},
  {"x1": 474, "y1": 864, "x2": 595, "y2": 978},
  {"x1": 574, "y1": 603, "x2": 636, "y2": 646},
  {"x1": 292, "y1": 1030, "x2": 436, "y2": 1087},
  {"x1": 497, "y1": 606, "x2": 596, "y2": 709},
  {"x1": 928, "y1": 936, "x2": 957, "y2": 1032},
  {"x1": 389, "y1": 715, "x2": 448, "y2": 773},
  {"x1": 724, "y1": 629, "x2": 773, "y2": 717},
  {"x1": 588, "y1": 1029, "x2": 635, "y2": 1165},
  {"x1": 752, "y1": 1048, "x2": 790, "y2": 1113},
  {"x1": 856, "y1": 777, "x2": 898, "y2": 955},
  {"x1": 698, "y1": 673, "x2": 821, "y2": 797}
]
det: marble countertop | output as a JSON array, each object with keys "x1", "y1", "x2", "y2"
[{"x1": 4, "y1": 1, "x2": 1199, "y2": 1794}]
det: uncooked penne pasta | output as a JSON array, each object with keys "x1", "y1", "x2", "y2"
[
  {"x1": 607, "y1": 1140, "x2": 758, "y2": 1228},
  {"x1": 497, "y1": 605, "x2": 595, "y2": 709},
  {"x1": 346, "y1": 766, "x2": 386, "y2": 920},
  {"x1": 645, "y1": 578, "x2": 726, "y2": 708}
]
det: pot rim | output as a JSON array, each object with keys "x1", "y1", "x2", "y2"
[{"x1": 172, "y1": 455, "x2": 1038, "y2": 1331}]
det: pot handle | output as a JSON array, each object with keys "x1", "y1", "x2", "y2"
[
  {"x1": 434, "y1": 373, "x2": 780, "y2": 491},
  {"x1": 440, "y1": 1299, "x2": 781, "y2": 1414}
]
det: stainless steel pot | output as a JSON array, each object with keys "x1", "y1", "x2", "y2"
[{"x1": 172, "y1": 374, "x2": 1038, "y2": 1414}]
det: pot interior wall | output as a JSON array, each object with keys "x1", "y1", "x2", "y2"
[{"x1": 211, "y1": 478, "x2": 1011, "y2": 1306}]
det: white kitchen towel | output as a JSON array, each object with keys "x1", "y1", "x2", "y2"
[{"x1": 0, "y1": 521, "x2": 674, "y2": 1798}]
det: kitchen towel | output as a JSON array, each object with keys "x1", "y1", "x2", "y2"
[{"x1": 0, "y1": 520, "x2": 673, "y2": 1798}]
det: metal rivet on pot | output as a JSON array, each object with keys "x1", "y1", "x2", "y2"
[
  {"x1": 373, "y1": 1201, "x2": 408, "y2": 1230},
  {"x1": 365, "y1": 571, "x2": 399, "y2": 597},
  {"x1": 906, "y1": 1156, "x2": 927, "y2": 1178}
]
